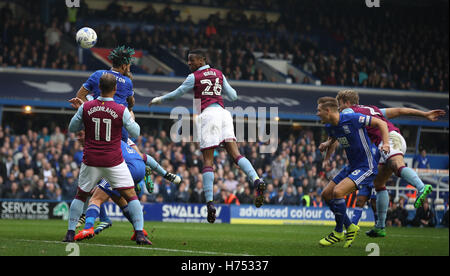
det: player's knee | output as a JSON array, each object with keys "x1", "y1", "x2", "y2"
[
  {"x1": 321, "y1": 189, "x2": 331, "y2": 202},
  {"x1": 355, "y1": 197, "x2": 366, "y2": 207},
  {"x1": 75, "y1": 188, "x2": 90, "y2": 202},
  {"x1": 118, "y1": 188, "x2": 139, "y2": 202},
  {"x1": 388, "y1": 157, "x2": 405, "y2": 176},
  {"x1": 332, "y1": 187, "x2": 345, "y2": 199}
]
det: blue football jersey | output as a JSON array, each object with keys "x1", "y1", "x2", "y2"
[
  {"x1": 83, "y1": 69, "x2": 134, "y2": 107},
  {"x1": 325, "y1": 113, "x2": 380, "y2": 170},
  {"x1": 83, "y1": 69, "x2": 134, "y2": 141},
  {"x1": 121, "y1": 140, "x2": 145, "y2": 183},
  {"x1": 121, "y1": 140, "x2": 142, "y2": 163}
]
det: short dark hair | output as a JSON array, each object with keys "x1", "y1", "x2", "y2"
[
  {"x1": 188, "y1": 49, "x2": 206, "y2": 61},
  {"x1": 99, "y1": 73, "x2": 117, "y2": 94}
]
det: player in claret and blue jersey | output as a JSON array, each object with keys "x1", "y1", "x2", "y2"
[
  {"x1": 149, "y1": 49, "x2": 265, "y2": 224},
  {"x1": 317, "y1": 97, "x2": 390, "y2": 248}
]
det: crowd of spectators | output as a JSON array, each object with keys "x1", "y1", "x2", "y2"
[
  {"x1": 0, "y1": 123, "x2": 351, "y2": 208},
  {"x1": 1, "y1": 0, "x2": 448, "y2": 91},
  {"x1": 1, "y1": 120, "x2": 448, "y2": 227},
  {"x1": 0, "y1": 3, "x2": 86, "y2": 71}
]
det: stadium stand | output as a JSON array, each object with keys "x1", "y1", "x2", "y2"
[
  {"x1": 1, "y1": 0, "x2": 448, "y2": 91},
  {"x1": 0, "y1": 123, "x2": 343, "y2": 206}
]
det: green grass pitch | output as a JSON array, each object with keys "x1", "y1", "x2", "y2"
[{"x1": 0, "y1": 219, "x2": 448, "y2": 256}]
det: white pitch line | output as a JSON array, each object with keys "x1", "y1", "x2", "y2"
[{"x1": 12, "y1": 239, "x2": 253, "y2": 256}]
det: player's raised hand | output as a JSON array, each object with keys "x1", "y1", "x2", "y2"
[
  {"x1": 425, "y1": 109, "x2": 446, "y2": 121},
  {"x1": 68, "y1": 97, "x2": 84, "y2": 109},
  {"x1": 380, "y1": 144, "x2": 390, "y2": 155},
  {"x1": 148, "y1": 97, "x2": 163, "y2": 107}
]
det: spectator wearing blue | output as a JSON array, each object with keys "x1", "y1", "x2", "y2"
[
  {"x1": 292, "y1": 160, "x2": 306, "y2": 187},
  {"x1": 414, "y1": 149, "x2": 430, "y2": 169}
]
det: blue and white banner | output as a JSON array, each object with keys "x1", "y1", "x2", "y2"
[
  {"x1": 230, "y1": 205, "x2": 375, "y2": 226},
  {"x1": 103, "y1": 202, "x2": 231, "y2": 224}
]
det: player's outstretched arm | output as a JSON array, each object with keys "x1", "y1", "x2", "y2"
[
  {"x1": 127, "y1": 95, "x2": 135, "y2": 111},
  {"x1": 321, "y1": 137, "x2": 337, "y2": 168},
  {"x1": 123, "y1": 109, "x2": 140, "y2": 138},
  {"x1": 76, "y1": 86, "x2": 90, "y2": 102},
  {"x1": 222, "y1": 76, "x2": 238, "y2": 101},
  {"x1": 384, "y1": 108, "x2": 446, "y2": 121},
  {"x1": 68, "y1": 97, "x2": 84, "y2": 109},
  {"x1": 370, "y1": 117, "x2": 390, "y2": 154},
  {"x1": 68, "y1": 105, "x2": 85, "y2": 133},
  {"x1": 148, "y1": 74, "x2": 195, "y2": 107}
]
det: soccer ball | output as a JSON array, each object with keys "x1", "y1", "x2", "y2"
[{"x1": 76, "y1": 27, "x2": 97, "y2": 49}]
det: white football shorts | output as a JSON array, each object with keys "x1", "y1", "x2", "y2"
[
  {"x1": 197, "y1": 106, "x2": 236, "y2": 151},
  {"x1": 78, "y1": 161, "x2": 135, "y2": 193},
  {"x1": 378, "y1": 131, "x2": 407, "y2": 164}
]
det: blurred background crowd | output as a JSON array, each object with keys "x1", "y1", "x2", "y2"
[
  {"x1": 1, "y1": 0, "x2": 448, "y2": 91},
  {"x1": 0, "y1": 124, "x2": 343, "y2": 207}
]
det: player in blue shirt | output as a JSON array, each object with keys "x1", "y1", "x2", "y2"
[
  {"x1": 317, "y1": 97, "x2": 390, "y2": 248},
  {"x1": 75, "y1": 46, "x2": 136, "y2": 141}
]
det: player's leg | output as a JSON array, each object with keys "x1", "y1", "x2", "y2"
[
  {"x1": 224, "y1": 141, "x2": 265, "y2": 207},
  {"x1": 389, "y1": 155, "x2": 432, "y2": 208},
  {"x1": 334, "y1": 178, "x2": 363, "y2": 248},
  {"x1": 64, "y1": 164, "x2": 101, "y2": 242},
  {"x1": 333, "y1": 178, "x2": 357, "y2": 231},
  {"x1": 384, "y1": 131, "x2": 431, "y2": 208},
  {"x1": 75, "y1": 194, "x2": 104, "y2": 242},
  {"x1": 321, "y1": 167, "x2": 351, "y2": 227},
  {"x1": 202, "y1": 148, "x2": 216, "y2": 223},
  {"x1": 144, "y1": 154, "x2": 181, "y2": 184},
  {"x1": 107, "y1": 162, "x2": 151, "y2": 245},
  {"x1": 320, "y1": 177, "x2": 356, "y2": 247},
  {"x1": 366, "y1": 164, "x2": 392, "y2": 237},
  {"x1": 88, "y1": 183, "x2": 115, "y2": 235},
  {"x1": 84, "y1": 188, "x2": 109, "y2": 229},
  {"x1": 352, "y1": 194, "x2": 369, "y2": 226},
  {"x1": 63, "y1": 188, "x2": 90, "y2": 242},
  {"x1": 117, "y1": 188, "x2": 151, "y2": 245}
]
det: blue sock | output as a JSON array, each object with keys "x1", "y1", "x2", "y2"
[
  {"x1": 327, "y1": 200, "x2": 351, "y2": 229},
  {"x1": 332, "y1": 199, "x2": 348, "y2": 233},
  {"x1": 68, "y1": 199, "x2": 85, "y2": 231},
  {"x1": 202, "y1": 168, "x2": 214, "y2": 202},
  {"x1": 351, "y1": 207, "x2": 363, "y2": 225},
  {"x1": 236, "y1": 156, "x2": 259, "y2": 183},
  {"x1": 127, "y1": 200, "x2": 144, "y2": 231},
  {"x1": 121, "y1": 205, "x2": 132, "y2": 224},
  {"x1": 400, "y1": 167, "x2": 425, "y2": 192},
  {"x1": 98, "y1": 204, "x2": 111, "y2": 223},
  {"x1": 146, "y1": 154, "x2": 167, "y2": 176},
  {"x1": 376, "y1": 189, "x2": 389, "y2": 229},
  {"x1": 84, "y1": 204, "x2": 100, "y2": 229}
]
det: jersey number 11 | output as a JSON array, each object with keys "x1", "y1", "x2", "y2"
[{"x1": 92, "y1": 118, "x2": 112, "y2": 142}]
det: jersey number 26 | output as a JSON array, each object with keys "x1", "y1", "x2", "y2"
[{"x1": 201, "y1": 78, "x2": 222, "y2": 96}]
